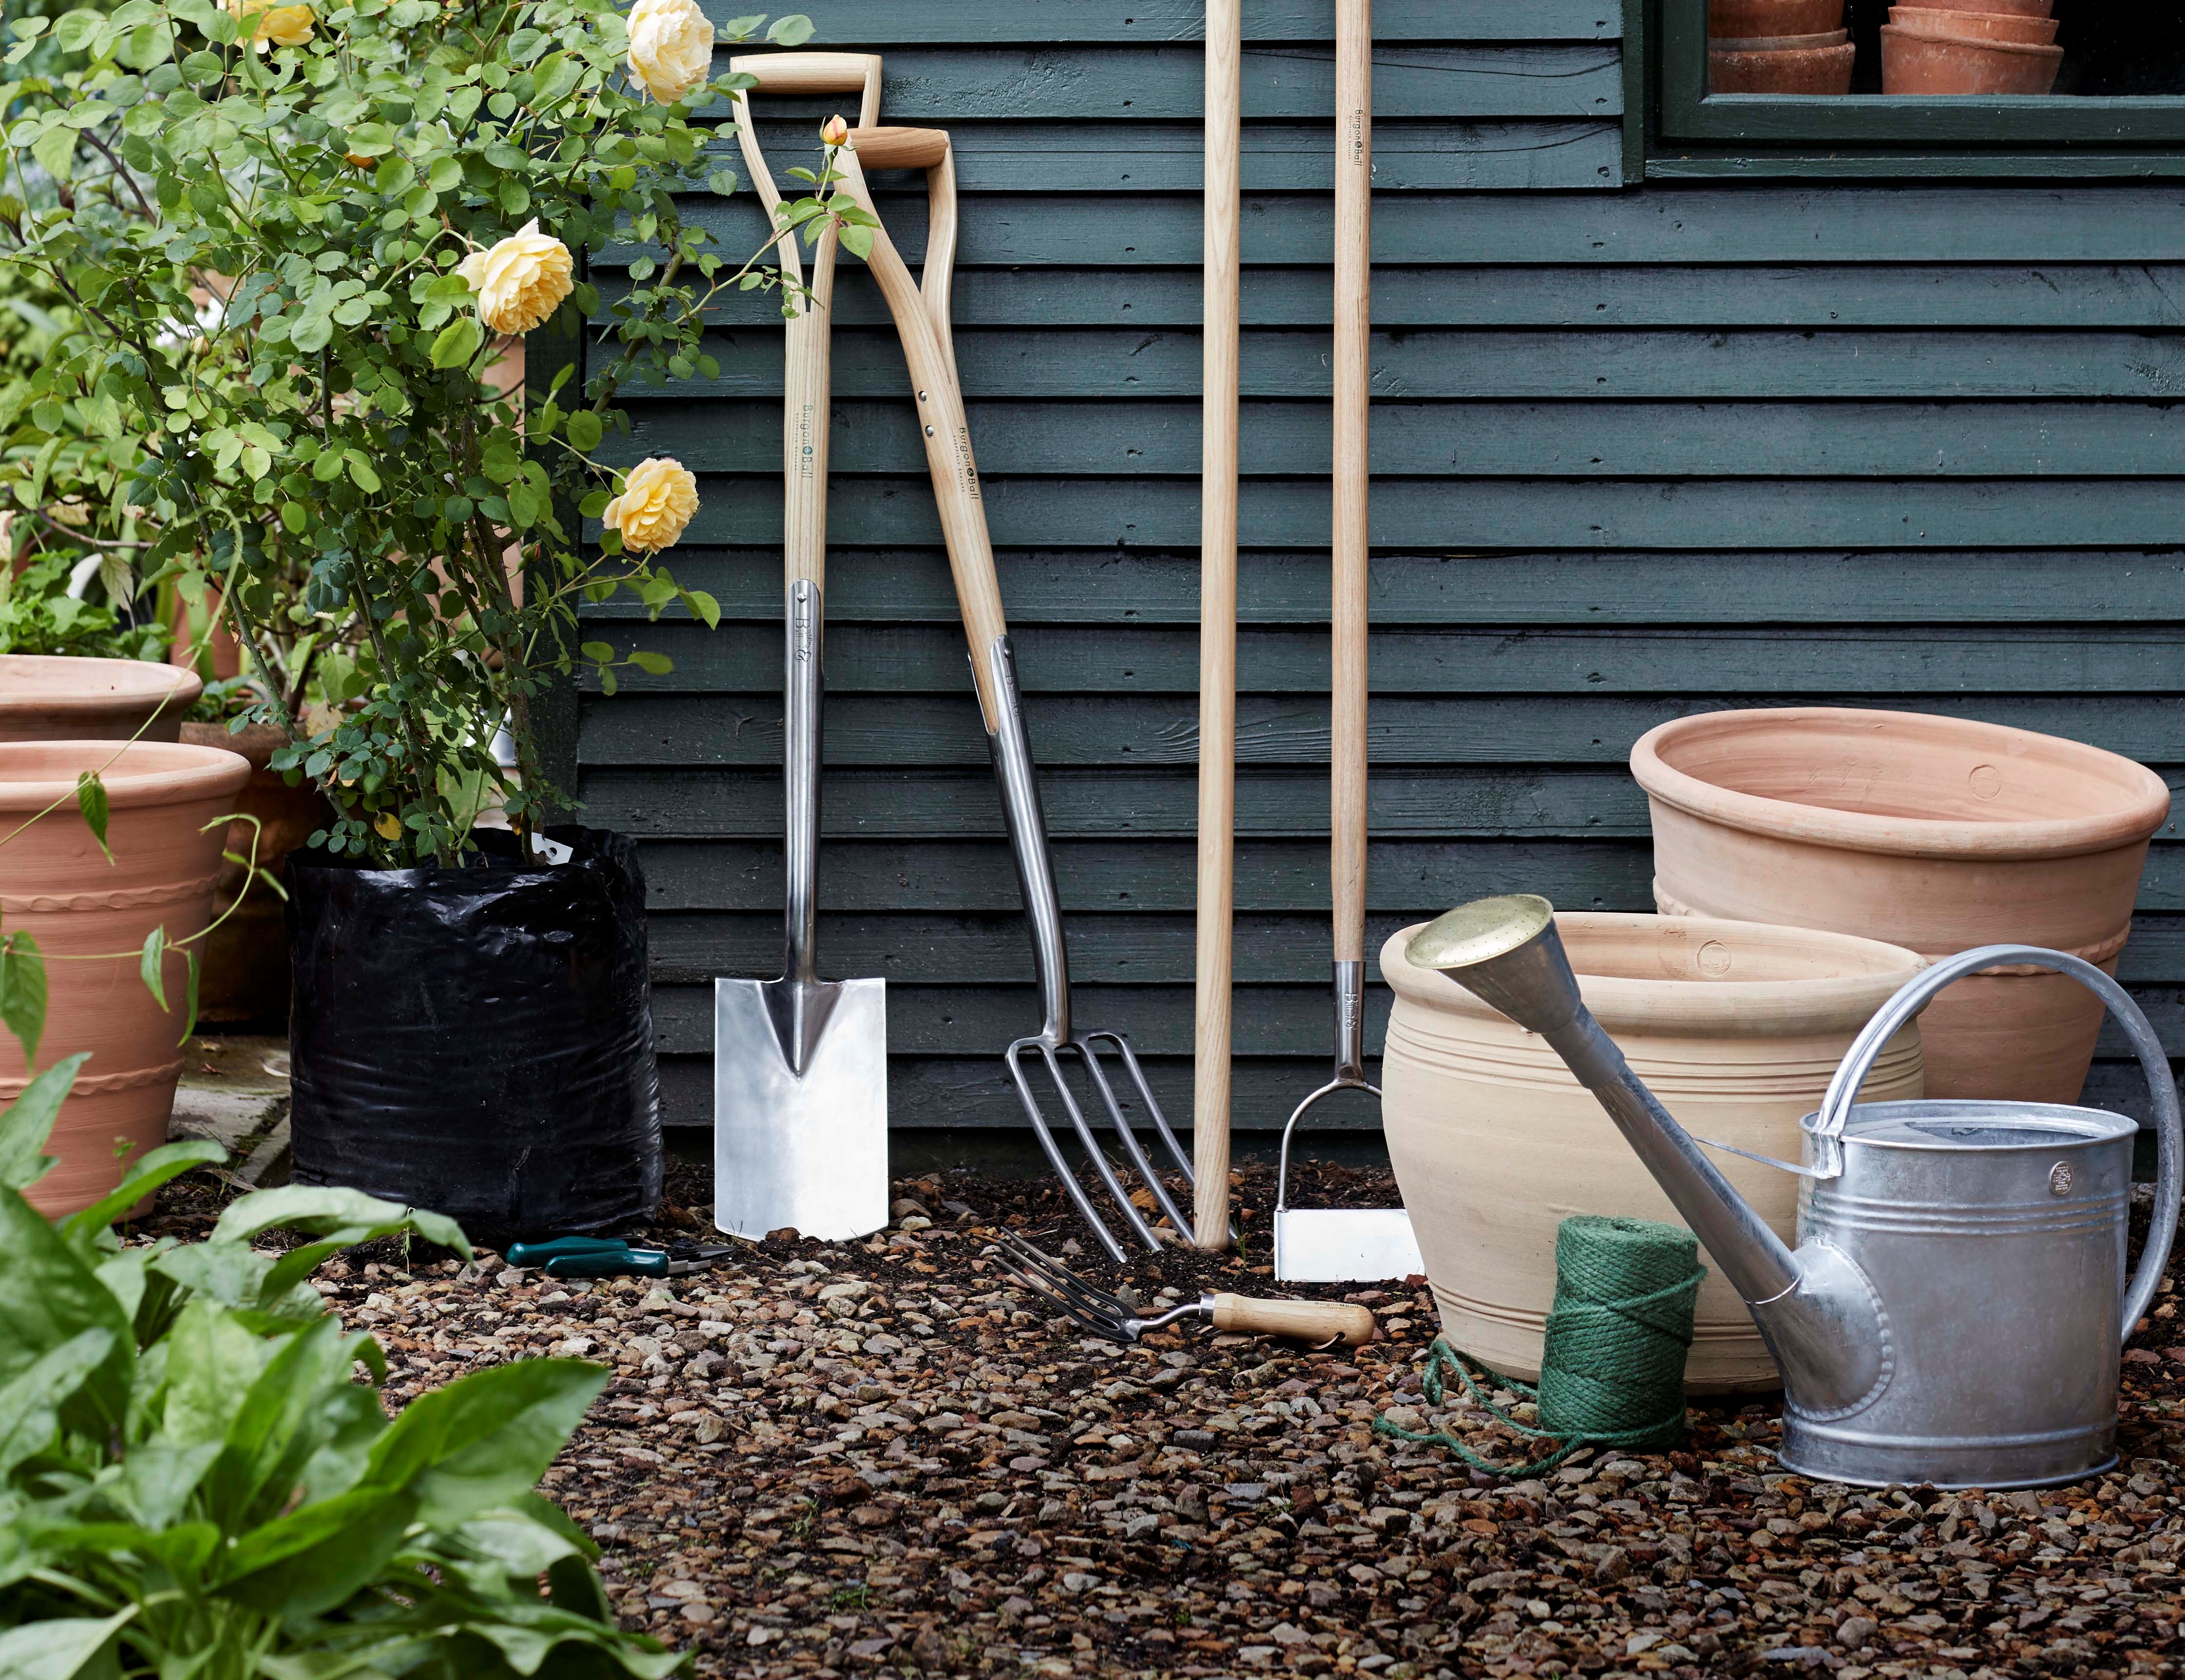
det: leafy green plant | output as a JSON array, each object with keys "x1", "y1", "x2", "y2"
[
  {"x1": 0, "y1": 547, "x2": 167, "y2": 658},
  {"x1": 0, "y1": 1061, "x2": 679, "y2": 1678},
  {"x1": 0, "y1": 0, "x2": 861, "y2": 866}
]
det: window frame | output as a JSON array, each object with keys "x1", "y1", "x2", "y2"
[{"x1": 1655, "y1": 0, "x2": 2185, "y2": 153}]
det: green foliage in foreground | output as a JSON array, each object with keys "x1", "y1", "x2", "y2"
[{"x1": 0, "y1": 1061, "x2": 684, "y2": 1679}]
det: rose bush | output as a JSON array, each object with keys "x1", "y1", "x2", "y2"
[{"x1": 0, "y1": 0, "x2": 863, "y2": 865}]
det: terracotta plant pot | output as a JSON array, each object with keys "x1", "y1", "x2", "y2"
[
  {"x1": 1712, "y1": 29, "x2": 1850, "y2": 49},
  {"x1": 1710, "y1": 40, "x2": 1857, "y2": 93},
  {"x1": 1632, "y1": 708, "x2": 2169, "y2": 1107},
  {"x1": 0, "y1": 654, "x2": 199, "y2": 744},
  {"x1": 1381, "y1": 913, "x2": 1925, "y2": 1393},
  {"x1": 1881, "y1": 26, "x2": 2062, "y2": 92},
  {"x1": 179, "y1": 721, "x2": 334, "y2": 1026},
  {"x1": 1890, "y1": 6, "x2": 2058, "y2": 45},
  {"x1": 1904, "y1": 0, "x2": 2050, "y2": 15},
  {"x1": 0, "y1": 740, "x2": 251, "y2": 1217},
  {"x1": 1710, "y1": 0, "x2": 1844, "y2": 37}
]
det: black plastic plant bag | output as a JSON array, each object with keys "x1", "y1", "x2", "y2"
[{"x1": 286, "y1": 826, "x2": 662, "y2": 1245}]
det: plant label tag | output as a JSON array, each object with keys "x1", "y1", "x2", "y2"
[{"x1": 533, "y1": 836, "x2": 575, "y2": 867}]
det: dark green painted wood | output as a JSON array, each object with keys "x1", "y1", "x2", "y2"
[
  {"x1": 715, "y1": 1, "x2": 1625, "y2": 43},
  {"x1": 581, "y1": 551, "x2": 2185, "y2": 627},
  {"x1": 623, "y1": 397, "x2": 2185, "y2": 478},
  {"x1": 581, "y1": 692, "x2": 2185, "y2": 768},
  {"x1": 718, "y1": 120, "x2": 1624, "y2": 192},
  {"x1": 634, "y1": 265, "x2": 2185, "y2": 330},
  {"x1": 1649, "y1": 155, "x2": 2185, "y2": 180}
]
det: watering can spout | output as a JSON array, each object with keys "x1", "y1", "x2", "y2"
[{"x1": 1408, "y1": 896, "x2": 1891, "y2": 1418}]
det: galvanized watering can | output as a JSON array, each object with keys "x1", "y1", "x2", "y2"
[{"x1": 1408, "y1": 895, "x2": 2184, "y2": 1490}]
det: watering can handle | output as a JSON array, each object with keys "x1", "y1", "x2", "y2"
[{"x1": 1815, "y1": 944, "x2": 2184, "y2": 1347}]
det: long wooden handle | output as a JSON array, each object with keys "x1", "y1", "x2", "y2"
[
  {"x1": 1332, "y1": 0, "x2": 1371, "y2": 964},
  {"x1": 1210, "y1": 1293, "x2": 1375, "y2": 1346},
  {"x1": 726, "y1": 51, "x2": 884, "y2": 129},
  {"x1": 1192, "y1": 0, "x2": 1243, "y2": 1254},
  {"x1": 831, "y1": 141, "x2": 1005, "y2": 729}
]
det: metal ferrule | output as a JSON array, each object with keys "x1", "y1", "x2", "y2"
[
  {"x1": 782, "y1": 579, "x2": 824, "y2": 986},
  {"x1": 984, "y1": 634, "x2": 1071, "y2": 1044},
  {"x1": 1332, "y1": 958, "x2": 1367, "y2": 1083}
]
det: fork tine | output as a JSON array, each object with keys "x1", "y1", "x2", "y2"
[
  {"x1": 990, "y1": 1243, "x2": 1128, "y2": 1337},
  {"x1": 1005, "y1": 1038, "x2": 1129, "y2": 1263},
  {"x1": 995, "y1": 1236, "x2": 1132, "y2": 1319},
  {"x1": 1031, "y1": 1041, "x2": 1164, "y2": 1252},
  {"x1": 1088, "y1": 1029, "x2": 1196, "y2": 1187},
  {"x1": 993, "y1": 1258, "x2": 1115, "y2": 1336},
  {"x1": 1075, "y1": 1035, "x2": 1193, "y2": 1237}
]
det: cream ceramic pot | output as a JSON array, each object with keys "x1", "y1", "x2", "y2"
[
  {"x1": 1632, "y1": 708, "x2": 2169, "y2": 1105},
  {"x1": 1380, "y1": 912, "x2": 1925, "y2": 1392}
]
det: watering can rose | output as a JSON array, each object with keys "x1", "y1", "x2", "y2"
[
  {"x1": 228, "y1": 0, "x2": 314, "y2": 48},
  {"x1": 455, "y1": 221, "x2": 575, "y2": 336},
  {"x1": 626, "y1": 0, "x2": 716, "y2": 104},
  {"x1": 602, "y1": 458, "x2": 699, "y2": 552}
]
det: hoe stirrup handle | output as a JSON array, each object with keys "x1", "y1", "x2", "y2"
[{"x1": 728, "y1": 51, "x2": 883, "y2": 127}]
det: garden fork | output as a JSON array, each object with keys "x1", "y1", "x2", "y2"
[
  {"x1": 989, "y1": 1234, "x2": 1375, "y2": 1346},
  {"x1": 829, "y1": 125, "x2": 1198, "y2": 1262}
]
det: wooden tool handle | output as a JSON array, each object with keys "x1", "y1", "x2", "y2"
[
  {"x1": 1331, "y1": 0, "x2": 1371, "y2": 964},
  {"x1": 1192, "y1": 0, "x2": 1244, "y2": 1254},
  {"x1": 1210, "y1": 1293, "x2": 1375, "y2": 1346},
  {"x1": 849, "y1": 125, "x2": 950, "y2": 170},
  {"x1": 727, "y1": 51, "x2": 884, "y2": 129},
  {"x1": 780, "y1": 230, "x2": 837, "y2": 589},
  {"x1": 832, "y1": 142, "x2": 1006, "y2": 729}
]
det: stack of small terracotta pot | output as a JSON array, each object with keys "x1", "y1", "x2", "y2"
[
  {"x1": 1708, "y1": 0, "x2": 1855, "y2": 95},
  {"x1": 1881, "y1": 0, "x2": 2061, "y2": 94}
]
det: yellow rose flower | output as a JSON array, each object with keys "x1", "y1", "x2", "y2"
[
  {"x1": 227, "y1": 0, "x2": 314, "y2": 49},
  {"x1": 625, "y1": 0, "x2": 714, "y2": 104},
  {"x1": 602, "y1": 458, "x2": 699, "y2": 553},
  {"x1": 820, "y1": 114, "x2": 849, "y2": 148},
  {"x1": 455, "y1": 220, "x2": 575, "y2": 337}
]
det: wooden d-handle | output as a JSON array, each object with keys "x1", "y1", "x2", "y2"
[
  {"x1": 850, "y1": 125, "x2": 950, "y2": 171},
  {"x1": 727, "y1": 51, "x2": 883, "y2": 129},
  {"x1": 1209, "y1": 1293, "x2": 1375, "y2": 1346}
]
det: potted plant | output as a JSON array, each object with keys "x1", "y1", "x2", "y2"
[{"x1": 0, "y1": 0, "x2": 861, "y2": 1239}]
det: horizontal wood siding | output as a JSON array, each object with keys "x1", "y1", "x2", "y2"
[{"x1": 577, "y1": 0, "x2": 2185, "y2": 1134}]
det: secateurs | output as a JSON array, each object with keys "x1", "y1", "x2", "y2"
[
  {"x1": 990, "y1": 1234, "x2": 1376, "y2": 1348},
  {"x1": 503, "y1": 1236, "x2": 742, "y2": 1279}
]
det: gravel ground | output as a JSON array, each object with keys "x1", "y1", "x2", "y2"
[{"x1": 147, "y1": 1156, "x2": 2185, "y2": 1680}]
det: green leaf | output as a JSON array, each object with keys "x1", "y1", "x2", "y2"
[
  {"x1": 766, "y1": 13, "x2": 815, "y2": 45},
  {"x1": 626, "y1": 651, "x2": 672, "y2": 676},
  {"x1": 73, "y1": 771, "x2": 111, "y2": 862},
  {"x1": 160, "y1": 1295, "x2": 278, "y2": 1445},
  {"x1": 432, "y1": 317, "x2": 483, "y2": 370},
  {"x1": 30, "y1": 125, "x2": 76, "y2": 187},
  {"x1": 214, "y1": 1486, "x2": 419, "y2": 1619},
  {"x1": 0, "y1": 1328, "x2": 111, "y2": 1477},
  {"x1": 836, "y1": 220, "x2": 874, "y2": 260},
  {"x1": 60, "y1": 1139, "x2": 224, "y2": 1246},
  {"x1": 363, "y1": 1358, "x2": 607, "y2": 1528},
  {"x1": 208, "y1": 1314, "x2": 358, "y2": 1533},
  {"x1": 578, "y1": 489, "x2": 610, "y2": 518},
  {"x1": 138, "y1": 926, "x2": 168, "y2": 1012},
  {"x1": 682, "y1": 589, "x2": 721, "y2": 630},
  {"x1": 579, "y1": 641, "x2": 615, "y2": 664},
  {"x1": 213, "y1": 1185, "x2": 469, "y2": 1256},
  {"x1": 564, "y1": 410, "x2": 603, "y2": 452},
  {"x1": 179, "y1": 949, "x2": 200, "y2": 1047},
  {"x1": 0, "y1": 1611, "x2": 137, "y2": 1680},
  {"x1": 0, "y1": 1183, "x2": 134, "y2": 1436},
  {"x1": 0, "y1": 1053, "x2": 84, "y2": 1191},
  {"x1": 344, "y1": 453, "x2": 382, "y2": 494},
  {"x1": 0, "y1": 930, "x2": 46, "y2": 1067}
]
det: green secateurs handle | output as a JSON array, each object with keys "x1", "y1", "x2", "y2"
[{"x1": 503, "y1": 1236, "x2": 741, "y2": 1279}]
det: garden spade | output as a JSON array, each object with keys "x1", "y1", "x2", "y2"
[{"x1": 713, "y1": 55, "x2": 889, "y2": 1244}]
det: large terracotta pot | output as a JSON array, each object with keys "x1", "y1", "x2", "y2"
[
  {"x1": 179, "y1": 722, "x2": 334, "y2": 1026},
  {"x1": 1710, "y1": 39, "x2": 1857, "y2": 92},
  {"x1": 0, "y1": 654, "x2": 200, "y2": 744},
  {"x1": 1881, "y1": 26, "x2": 2062, "y2": 92},
  {"x1": 1709, "y1": 0, "x2": 1843, "y2": 36},
  {"x1": 0, "y1": 741, "x2": 251, "y2": 1216},
  {"x1": 1890, "y1": 6, "x2": 2058, "y2": 45},
  {"x1": 1381, "y1": 913, "x2": 1926, "y2": 1393},
  {"x1": 1906, "y1": 0, "x2": 2050, "y2": 15},
  {"x1": 1632, "y1": 708, "x2": 2169, "y2": 1105}
]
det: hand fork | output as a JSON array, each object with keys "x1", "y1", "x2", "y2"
[
  {"x1": 989, "y1": 1234, "x2": 1376, "y2": 1346},
  {"x1": 828, "y1": 125, "x2": 1199, "y2": 1263}
]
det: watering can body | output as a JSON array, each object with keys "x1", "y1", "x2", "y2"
[
  {"x1": 1407, "y1": 896, "x2": 2183, "y2": 1491},
  {"x1": 1786, "y1": 1099, "x2": 2140, "y2": 1488}
]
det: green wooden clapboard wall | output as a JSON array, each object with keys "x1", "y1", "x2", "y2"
[{"x1": 569, "y1": 0, "x2": 2185, "y2": 1137}]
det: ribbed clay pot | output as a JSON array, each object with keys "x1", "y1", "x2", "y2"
[
  {"x1": 1381, "y1": 913, "x2": 1925, "y2": 1393},
  {"x1": 1906, "y1": 0, "x2": 2050, "y2": 15},
  {"x1": 1710, "y1": 40, "x2": 1857, "y2": 93},
  {"x1": 1713, "y1": 29, "x2": 1850, "y2": 49},
  {"x1": 1890, "y1": 6, "x2": 2058, "y2": 44},
  {"x1": 1632, "y1": 708, "x2": 2169, "y2": 1106},
  {"x1": 1710, "y1": 0, "x2": 1844, "y2": 36},
  {"x1": 0, "y1": 654, "x2": 200, "y2": 745},
  {"x1": 0, "y1": 741, "x2": 251, "y2": 1216},
  {"x1": 179, "y1": 722, "x2": 333, "y2": 1027},
  {"x1": 1881, "y1": 26, "x2": 2062, "y2": 91}
]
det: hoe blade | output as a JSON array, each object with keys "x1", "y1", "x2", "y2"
[{"x1": 714, "y1": 975, "x2": 888, "y2": 1242}]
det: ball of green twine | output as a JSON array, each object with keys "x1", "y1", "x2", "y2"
[{"x1": 1536, "y1": 1214, "x2": 1704, "y2": 1453}]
